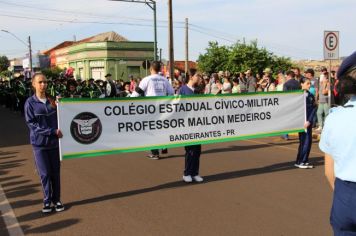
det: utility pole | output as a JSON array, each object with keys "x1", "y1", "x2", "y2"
[
  {"x1": 185, "y1": 18, "x2": 189, "y2": 75},
  {"x1": 109, "y1": 0, "x2": 157, "y2": 61},
  {"x1": 159, "y1": 48, "x2": 162, "y2": 62},
  {"x1": 329, "y1": 59, "x2": 332, "y2": 108},
  {"x1": 153, "y1": 1, "x2": 157, "y2": 61},
  {"x1": 28, "y1": 36, "x2": 33, "y2": 74},
  {"x1": 168, "y1": 0, "x2": 174, "y2": 80},
  {"x1": 1, "y1": 30, "x2": 33, "y2": 74}
]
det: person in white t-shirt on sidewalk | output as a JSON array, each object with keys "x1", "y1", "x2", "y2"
[{"x1": 131, "y1": 61, "x2": 175, "y2": 159}]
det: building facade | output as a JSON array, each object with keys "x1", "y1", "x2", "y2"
[{"x1": 44, "y1": 32, "x2": 154, "y2": 81}]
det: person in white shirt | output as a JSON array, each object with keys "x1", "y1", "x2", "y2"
[
  {"x1": 131, "y1": 61, "x2": 175, "y2": 159},
  {"x1": 319, "y1": 51, "x2": 356, "y2": 235},
  {"x1": 131, "y1": 61, "x2": 174, "y2": 97}
]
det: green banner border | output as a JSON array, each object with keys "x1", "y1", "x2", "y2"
[
  {"x1": 59, "y1": 90, "x2": 304, "y2": 103},
  {"x1": 62, "y1": 128, "x2": 304, "y2": 160}
]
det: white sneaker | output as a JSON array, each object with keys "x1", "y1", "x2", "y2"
[
  {"x1": 193, "y1": 175, "x2": 204, "y2": 182},
  {"x1": 182, "y1": 175, "x2": 193, "y2": 183},
  {"x1": 295, "y1": 163, "x2": 310, "y2": 169},
  {"x1": 304, "y1": 163, "x2": 314, "y2": 169}
]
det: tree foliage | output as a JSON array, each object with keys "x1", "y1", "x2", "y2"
[
  {"x1": 41, "y1": 66, "x2": 63, "y2": 79},
  {"x1": 0, "y1": 55, "x2": 10, "y2": 72},
  {"x1": 0, "y1": 70, "x2": 12, "y2": 78},
  {"x1": 197, "y1": 41, "x2": 292, "y2": 75}
]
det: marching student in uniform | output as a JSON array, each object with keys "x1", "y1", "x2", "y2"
[
  {"x1": 24, "y1": 73, "x2": 64, "y2": 213},
  {"x1": 295, "y1": 77, "x2": 317, "y2": 169},
  {"x1": 319, "y1": 51, "x2": 356, "y2": 235},
  {"x1": 178, "y1": 68, "x2": 204, "y2": 183},
  {"x1": 104, "y1": 73, "x2": 117, "y2": 98},
  {"x1": 131, "y1": 61, "x2": 175, "y2": 160}
]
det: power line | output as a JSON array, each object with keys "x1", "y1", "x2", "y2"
[
  {"x1": 0, "y1": 0, "x2": 185, "y2": 24},
  {"x1": 0, "y1": 4, "x2": 321, "y2": 59},
  {"x1": 0, "y1": 13, "x2": 187, "y2": 29},
  {"x1": 189, "y1": 28, "x2": 236, "y2": 43}
]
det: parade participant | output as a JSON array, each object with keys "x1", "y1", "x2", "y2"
[
  {"x1": 319, "y1": 51, "x2": 356, "y2": 235},
  {"x1": 204, "y1": 76, "x2": 211, "y2": 94},
  {"x1": 54, "y1": 79, "x2": 66, "y2": 97},
  {"x1": 304, "y1": 69, "x2": 317, "y2": 96},
  {"x1": 173, "y1": 78, "x2": 182, "y2": 94},
  {"x1": 232, "y1": 77, "x2": 241, "y2": 93},
  {"x1": 118, "y1": 82, "x2": 131, "y2": 97},
  {"x1": 283, "y1": 70, "x2": 300, "y2": 91},
  {"x1": 264, "y1": 75, "x2": 276, "y2": 92},
  {"x1": 178, "y1": 68, "x2": 204, "y2": 183},
  {"x1": 65, "y1": 80, "x2": 81, "y2": 98},
  {"x1": 295, "y1": 77, "x2": 316, "y2": 169},
  {"x1": 195, "y1": 74, "x2": 206, "y2": 94},
  {"x1": 221, "y1": 76, "x2": 232, "y2": 94},
  {"x1": 131, "y1": 61, "x2": 175, "y2": 160},
  {"x1": 275, "y1": 71, "x2": 285, "y2": 92},
  {"x1": 329, "y1": 71, "x2": 337, "y2": 106},
  {"x1": 291, "y1": 67, "x2": 304, "y2": 83},
  {"x1": 239, "y1": 72, "x2": 248, "y2": 93},
  {"x1": 104, "y1": 74, "x2": 117, "y2": 98},
  {"x1": 315, "y1": 72, "x2": 330, "y2": 132},
  {"x1": 245, "y1": 69, "x2": 257, "y2": 93},
  {"x1": 210, "y1": 73, "x2": 221, "y2": 95},
  {"x1": 129, "y1": 75, "x2": 137, "y2": 93},
  {"x1": 24, "y1": 73, "x2": 64, "y2": 213},
  {"x1": 258, "y1": 74, "x2": 275, "y2": 92},
  {"x1": 282, "y1": 70, "x2": 301, "y2": 140}
]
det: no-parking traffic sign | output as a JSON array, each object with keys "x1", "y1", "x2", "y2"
[{"x1": 324, "y1": 31, "x2": 339, "y2": 60}]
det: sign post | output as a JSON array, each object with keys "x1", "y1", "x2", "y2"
[
  {"x1": 324, "y1": 31, "x2": 339, "y2": 107},
  {"x1": 324, "y1": 31, "x2": 339, "y2": 60}
]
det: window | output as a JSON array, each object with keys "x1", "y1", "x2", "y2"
[{"x1": 91, "y1": 67, "x2": 105, "y2": 80}]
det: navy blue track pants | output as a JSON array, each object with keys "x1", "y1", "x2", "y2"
[
  {"x1": 296, "y1": 126, "x2": 312, "y2": 164},
  {"x1": 331, "y1": 178, "x2": 356, "y2": 235},
  {"x1": 33, "y1": 147, "x2": 61, "y2": 205},
  {"x1": 184, "y1": 145, "x2": 201, "y2": 176}
]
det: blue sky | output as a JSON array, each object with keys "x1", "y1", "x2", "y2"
[{"x1": 0, "y1": 0, "x2": 355, "y2": 61}]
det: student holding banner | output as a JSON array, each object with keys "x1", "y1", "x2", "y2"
[
  {"x1": 24, "y1": 73, "x2": 65, "y2": 213},
  {"x1": 294, "y1": 77, "x2": 317, "y2": 169},
  {"x1": 131, "y1": 61, "x2": 175, "y2": 160},
  {"x1": 178, "y1": 68, "x2": 204, "y2": 183}
]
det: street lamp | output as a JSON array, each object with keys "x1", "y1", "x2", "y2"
[
  {"x1": 1, "y1": 29, "x2": 33, "y2": 73},
  {"x1": 109, "y1": 0, "x2": 158, "y2": 61}
]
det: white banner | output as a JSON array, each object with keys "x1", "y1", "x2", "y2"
[{"x1": 58, "y1": 92, "x2": 305, "y2": 160}]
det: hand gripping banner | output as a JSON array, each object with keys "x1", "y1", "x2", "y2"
[{"x1": 58, "y1": 91, "x2": 305, "y2": 160}]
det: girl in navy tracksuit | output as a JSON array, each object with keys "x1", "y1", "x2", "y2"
[
  {"x1": 179, "y1": 69, "x2": 204, "y2": 183},
  {"x1": 24, "y1": 73, "x2": 64, "y2": 213},
  {"x1": 295, "y1": 77, "x2": 317, "y2": 169}
]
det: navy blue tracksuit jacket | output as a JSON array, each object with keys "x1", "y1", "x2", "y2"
[
  {"x1": 296, "y1": 91, "x2": 317, "y2": 164},
  {"x1": 25, "y1": 95, "x2": 61, "y2": 204}
]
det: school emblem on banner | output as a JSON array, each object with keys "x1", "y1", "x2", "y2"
[{"x1": 70, "y1": 112, "x2": 102, "y2": 145}]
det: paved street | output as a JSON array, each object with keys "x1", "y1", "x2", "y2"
[{"x1": 0, "y1": 106, "x2": 332, "y2": 236}]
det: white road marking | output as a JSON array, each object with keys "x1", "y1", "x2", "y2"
[{"x1": 0, "y1": 184, "x2": 24, "y2": 236}]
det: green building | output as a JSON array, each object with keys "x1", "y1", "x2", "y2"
[{"x1": 44, "y1": 31, "x2": 154, "y2": 80}]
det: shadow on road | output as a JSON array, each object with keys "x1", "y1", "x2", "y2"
[
  {"x1": 65, "y1": 156, "x2": 324, "y2": 209},
  {"x1": 0, "y1": 107, "x2": 29, "y2": 148},
  {"x1": 21, "y1": 219, "x2": 81, "y2": 234},
  {"x1": 162, "y1": 139, "x2": 313, "y2": 160}
]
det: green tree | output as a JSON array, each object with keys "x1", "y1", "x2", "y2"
[
  {"x1": 0, "y1": 55, "x2": 10, "y2": 72},
  {"x1": 197, "y1": 41, "x2": 230, "y2": 74},
  {"x1": 197, "y1": 41, "x2": 292, "y2": 76},
  {"x1": 41, "y1": 66, "x2": 63, "y2": 79},
  {"x1": 0, "y1": 70, "x2": 12, "y2": 78}
]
